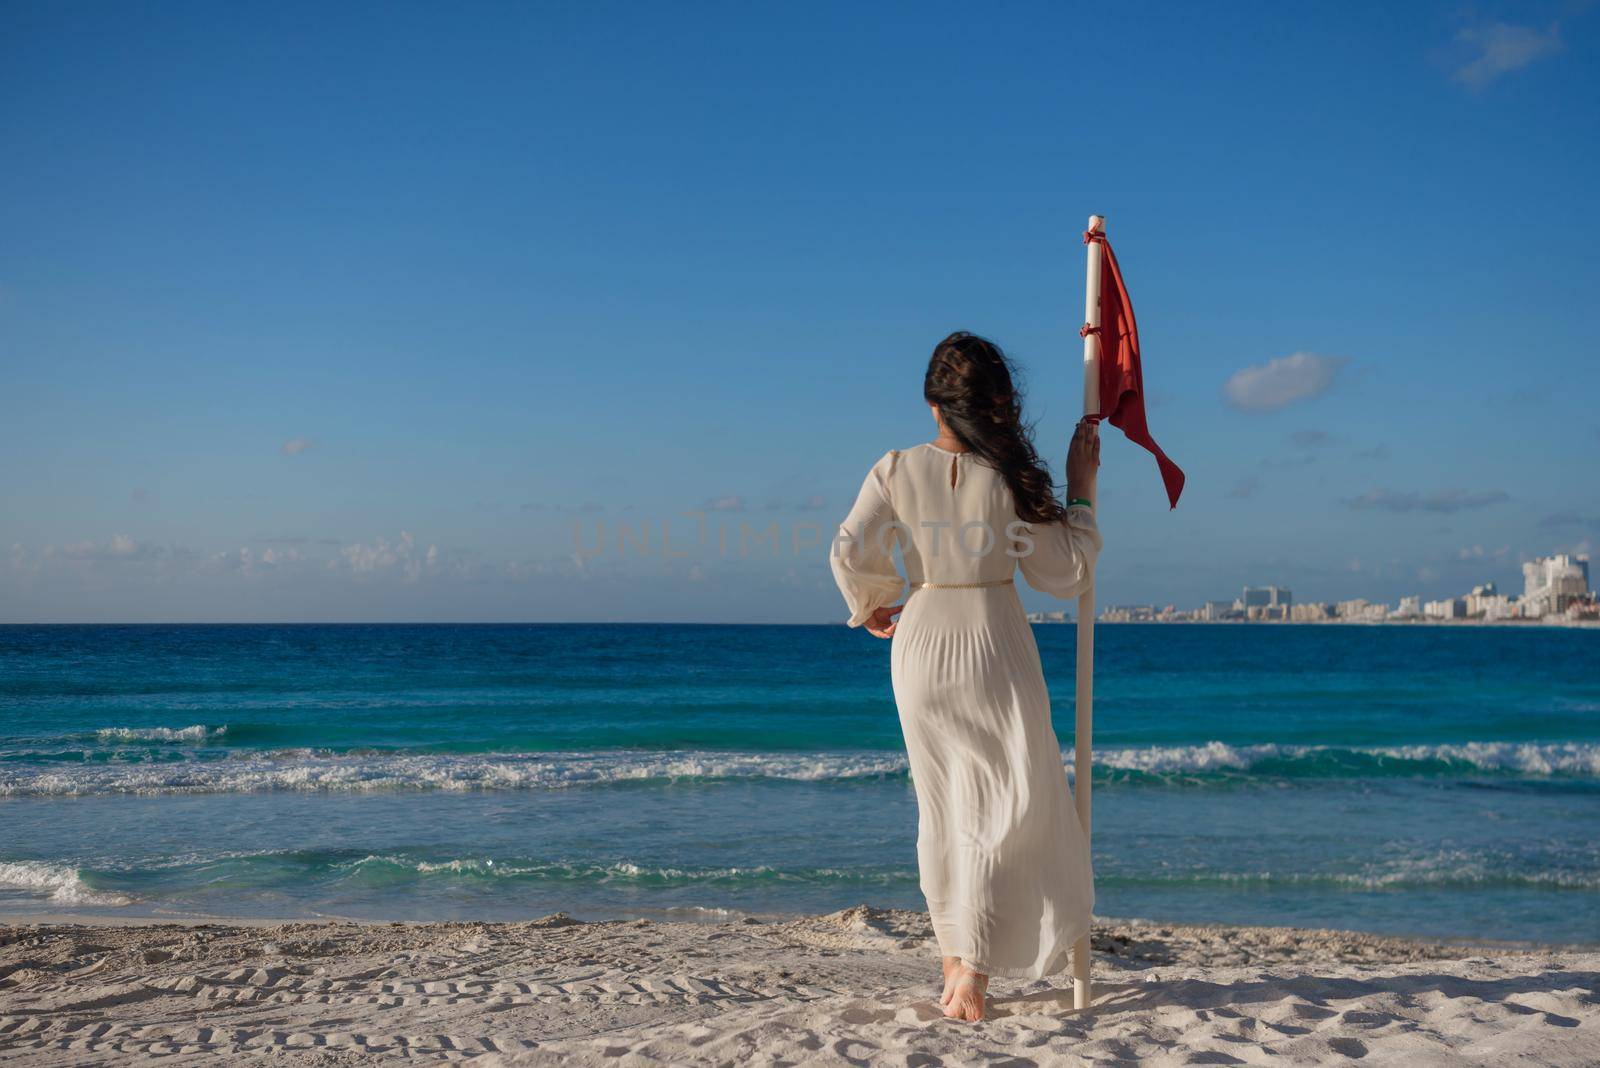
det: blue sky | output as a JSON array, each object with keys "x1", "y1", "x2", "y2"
[{"x1": 2, "y1": 1, "x2": 1596, "y2": 622}]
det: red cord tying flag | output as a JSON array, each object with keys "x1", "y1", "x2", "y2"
[{"x1": 1083, "y1": 231, "x2": 1185, "y2": 509}]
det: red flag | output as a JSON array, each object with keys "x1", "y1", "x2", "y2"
[{"x1": 1087, "y1": 234, "x2": 1185, "y2": 509}]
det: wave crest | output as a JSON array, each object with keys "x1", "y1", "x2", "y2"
[
  {"x1": 0, "y1": 860, "x2": 134, "y2": 906},
  {"x1": 0, "y1": 741, "x2": 1595, "y2": 797},
  {"x1": 0, "y1": 750, "x2": 910, "y2": 797},
  {"x1": 1095, "y1": 740, "x2": 1600, "y2": 778},
  {"x1": 95, "y1": 725, "x2": 227, "y2": 744}
]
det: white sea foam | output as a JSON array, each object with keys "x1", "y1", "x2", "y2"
[
  {"x1": 0, "y1": 741, "x2": 1595, "y2": 797},
  {"x1": 95, "y1": 724, "x2": 227, "y2": 744},
  {"x1": 331, "y1": 854, "x2": 906, "y2": 885},
  {"x1": 1086, "y1": 740, "x2": 1600, "y2": 778},
  {"x1": 1366, "y1": 741, "x2": 1600, "y2": 777},
  {"x1": 0, "y1": 860, "x2": 134, "y2": 906},
  {"x1": 0, "y1": 750, "x2": 909, "y2": 797},
  {"x1": 1091, "y1": 741, "x2": 1283, "y2": 773}
]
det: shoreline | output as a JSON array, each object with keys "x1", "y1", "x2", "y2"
[{"x1": 3, "y1": 907, "x2": 1596, "y2": 1064}]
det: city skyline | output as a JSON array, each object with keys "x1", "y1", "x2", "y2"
[{"x1": 1097, "y1": 551, "x2": 1595, "y2": 625}]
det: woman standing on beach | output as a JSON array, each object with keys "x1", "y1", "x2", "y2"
[{"x1": 831, "y1": 332, "x2": 1101, "y2": 1024}]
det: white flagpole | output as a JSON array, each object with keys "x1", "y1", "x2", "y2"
[{"x1": 1073, "y1": 213, "x2": 1104, "y2": 1011}]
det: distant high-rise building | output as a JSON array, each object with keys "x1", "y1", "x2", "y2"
[
  {"x1": 1466, "y1": 583, "x2": 1510, "y2": 619},
  {"x1": 1424, "y1": 598, "x2": 1467, "y2": 620},
  {"x1": 1477, "y1": 594, "x2": 1515, "y2": 621},
  {"x1": 1336, "y1": 598, "x2": 1388, "y2": 621},
  {"x1": 1242, "y1": 585, "x2": 1292, "y2": 609},
  {"x1": 1522, "y1": 555, "x2": 1591, "y2": 616}
]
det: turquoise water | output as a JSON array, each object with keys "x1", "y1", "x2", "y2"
[{"x1": 1, "y1": 623, "x2": 1596, "y2": 943}]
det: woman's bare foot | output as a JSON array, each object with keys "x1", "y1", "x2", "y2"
[
  {"x1": 942, "y1": 964, "x2": 988, "y2": 1023},
  {"x1": 939, "y1": 956, "x2": 961, "y2": 1005}
]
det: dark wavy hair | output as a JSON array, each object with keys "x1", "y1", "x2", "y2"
[{"x1": 924, "y1": 331, "x2": 1065, "y2": 524}]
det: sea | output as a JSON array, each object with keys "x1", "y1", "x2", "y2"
[{"x1": 1, "y1": 623, "x2": 1596, "y2": 945}]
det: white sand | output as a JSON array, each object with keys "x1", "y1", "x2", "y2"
[{"x1": 1, "y1": 907, "x2": 1594, "y2": 1065}]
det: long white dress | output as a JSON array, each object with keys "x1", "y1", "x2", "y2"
[{"x1": 831, "y1": 443, "x2": 1102, "y2": 979}]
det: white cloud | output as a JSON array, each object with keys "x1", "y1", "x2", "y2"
[
  {"x1": 54, "y1": 534, "x2": 153, "y2": 561},
  {"x1": 1347, "y1": 488, "x2": 1510, "y2": 514},
  {"x1": 280, "y1": 437, "x2": 315, "y2": 456},
  {"x1": 8, "y1": 536, "x2": 203, "y2": 574},
  {"x1": 1455, "y1": 22, "x2": 1562, "y2": 88},
  {"x1": 5, "y1": 529, "x2": 478, "y2": 593},
  {"x1": 1223, "y1": 353, "x2": 1347, "y2": 411},
  {"x1": 338, "y1": 531, "x2": 444, "y2": 582},
  {"x1": 201, "y1": 547, "x2": 247, "y2": 575},
  {"x1": 702, "y1": 495, "x2": 745, "y2": 513}
]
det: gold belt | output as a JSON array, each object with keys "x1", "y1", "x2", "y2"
[{"x1": 915, "y1": 578, "x2": 1014, "y2": 590}]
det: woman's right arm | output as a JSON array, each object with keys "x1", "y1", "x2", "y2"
[{"x1": 830, "y1": 451, "x2": 906, "y2": 632}]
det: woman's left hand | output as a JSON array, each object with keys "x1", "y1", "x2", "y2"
[{"x1": 865, "y1": 603, "x2": 904, "y2": 639}]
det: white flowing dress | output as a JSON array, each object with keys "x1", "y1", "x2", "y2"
[{"x1": 831, "y1": 443, "x2": 1102, "y2": 979}]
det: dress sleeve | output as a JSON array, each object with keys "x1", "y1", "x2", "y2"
[
  {"x1": 830, "y1": 451, "x2": 906, "y2": 627},
  {"x1": 1016, "y1": 503, "x2": 1103, "y2": 600}
]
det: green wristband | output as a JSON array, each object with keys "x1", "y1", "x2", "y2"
[{"x1": 1067, "y1": 497, "x2": 1093, "y2": 510}]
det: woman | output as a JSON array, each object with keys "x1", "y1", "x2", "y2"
[{"x1": 831, "y1": 331, "x2": 1101, "y2": 1024}]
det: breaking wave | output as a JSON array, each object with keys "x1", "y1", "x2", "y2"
[
  {"x1": 0, "y1": 740, "x2": 1595, "y2": 797},
  {"x1": 94, "y1": 724, "x2": 228, "y2": 744},
  {"x1": 1093, "y1": 740, "x2": 1600, "y2": 779},
  {"x1": 0, "y1": 860, "x2": 134, "y2": 906},
  {"x1": 0, "y1": 750, "x2": 909, "y2": 797}
]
